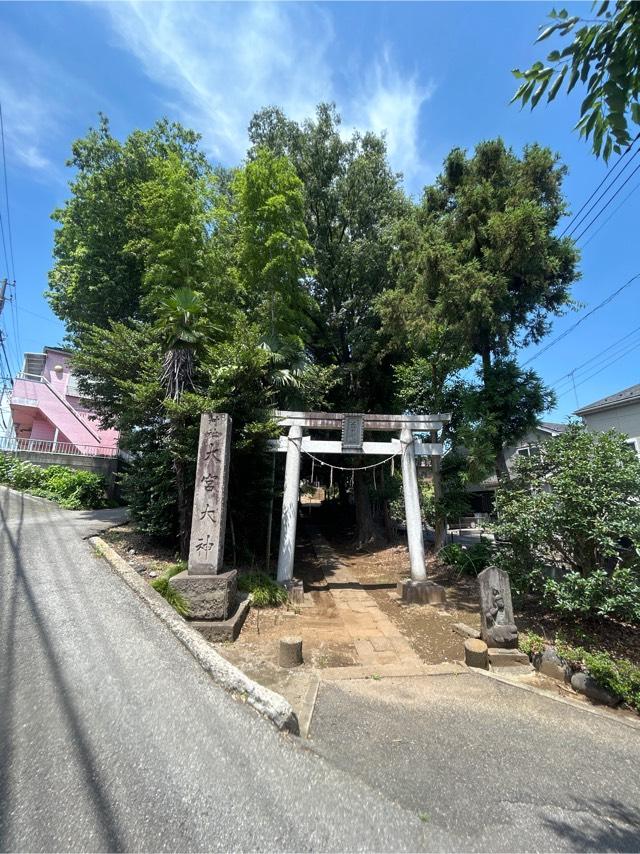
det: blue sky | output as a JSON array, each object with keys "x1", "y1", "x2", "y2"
[{"x1": 0, "y1": 1, "x2": 638, "y2": 422}]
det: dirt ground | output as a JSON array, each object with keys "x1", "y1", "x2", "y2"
[
  {"x1": 102, "y1": 524, "x2": 182, "y2": 580},
  {"x1": 102, "y1": 513, "x2": 640, "y2": 670}
]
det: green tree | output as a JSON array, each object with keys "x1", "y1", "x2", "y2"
[
  {"x1": 494, "y1": 423, "x2": 640, "y2": 621},
  {"x1": 249, "y1": 104, "x2": 408, "y2": 544},
  {"x1": 382, "y1": 140, "x2": 580, "y2": 482},
  {"x1": 233, "y1": 148, "x2": 315, "y2": 345},
  {"x1": 48, "y1": 116, "x2": 209, "y2": 336},
  {"x1": 52, "y1": 118, "x2": 317, "y2": 562},
  {"x1": 155, "y1": 287, "x2": 217, "y2": 556},
  {"x1": 512, "y1": 2, "x2": 640, "y2": 159}
]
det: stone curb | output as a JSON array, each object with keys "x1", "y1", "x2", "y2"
[
  {"x1": 89, "y1": 536, "x2": 300, "y2": 735},
  {"x1": 467, "y1": 664, "x2": 640, "y2": 732}
]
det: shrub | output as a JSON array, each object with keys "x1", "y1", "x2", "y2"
[
  {"x1": 150, "y1": 562, "x2": 189, "y2": 616},
  {"x1": 518, "y1": 631, "x2": 547, "y2": 657},
  {"x1": 438, "y1": 538, "x2": 494, "y2": 576},
  {"x1": 7, "y1": 459, "x2": 47, "y2": 490},
  {"x1": 0, "y1": 455, "x2": 108, "y2": 509},
  {"x1": 237, "y1": 572, "x2": 288, "y2": 608},
  {"x1": 555, "y1": 640, "x2": 640, "y2": 713},
  {"x1": 544, "y1": 568, "x2": 640, "y2": 623},
  {"x1": 494, "y1": 423, "x2": 640, "y2": 619}
]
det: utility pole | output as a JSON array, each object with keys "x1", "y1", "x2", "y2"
[{"x1": 0, "y1": 278, "x2": 6, "y2": 316}]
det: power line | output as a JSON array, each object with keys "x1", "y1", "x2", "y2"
[
  {"x1": 551, "y1": 323, "x2": 640, "y2": 392},
  {"x1": 560, "y1": 133, "x2": 640, "y2": 239},
  {"x1": 16, "y1": 303, "x2": 62, "y2": 325},
  {"x1": 556, "y1": 338, "x2": 640, "y2": 401},
  {"x1": 581, "y1": 178, "x2": 640, "y2": 249},
  {"x1": 0, "y1": 102, "x2": 21, "y2": 375},
  {"x1": 573, "y1": 158, "x2": 640, "y2": 244},
  {"x1": 0, "y1": 104, "x2": 15, "y2": 281},
  {"x1": 521, "y1": 271, "x2": 640, "y2": 367}
]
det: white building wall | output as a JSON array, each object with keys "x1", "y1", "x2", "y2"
[{"x1": 581, "y1": 401, "x2": 640, "y2": 451}]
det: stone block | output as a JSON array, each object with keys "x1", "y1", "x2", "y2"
[
  {"x1": 169, "y1": 569, "x2": 237, "y2": 620},
  {"x1": 571, "y1": 672, "x2": 619, "y2": 707},
  {"x1": 537, "y1": 648, "x2": 571, "y2": 683},
  {"x1": 191, "y1": 598, "x2": 250, "y2": 642},
  {"x1": 283, "y1": 579, "x2": 304, "y2": 605},
  {"x1": 487, "y1": 648, "x2": 530, "y2": 668},
  {"x1": 453, "y1": 622, "x2": 481, "y2": 640},
  {"x1": 397, "y1": 579, "x2": 447, "y2": 605},
  {"x1": 464, "y1": 638, "x2": 488, "y2": 669}
]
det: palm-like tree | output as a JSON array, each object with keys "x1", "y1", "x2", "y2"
[
  {"x1": 155, "y1": 287, "x2": 217, "y2": 557},
  {"x1": 156, "y1": 287, "x2": 213, "y2": 400}
]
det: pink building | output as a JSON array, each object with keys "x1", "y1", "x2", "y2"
[{"x1": 9, "y1": 347, "x2": 119, "y2": 457}]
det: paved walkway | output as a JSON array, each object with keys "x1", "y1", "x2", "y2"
[
  {"x1": 308, "y1": 532, "x2": 422, "y2": 667},
  {"x1": 310, "y1": 672, "x2": 640, "y2": 852}
]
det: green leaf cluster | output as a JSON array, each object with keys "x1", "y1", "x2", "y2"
[
  {"x1": 513, "y1": 2, "x2": 640, "y2": 159},
  {"x1": 237, "y1": 572, "x2": 289, "y2": 608}
]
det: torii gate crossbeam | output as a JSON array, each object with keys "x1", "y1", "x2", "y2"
[{"x1": 268, "y1": 411, "x2": 450, "y2": 601}]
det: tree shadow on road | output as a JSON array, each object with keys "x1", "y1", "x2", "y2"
[{"x1": 544, "y1": 796, "x2": 640, "y2": 853}]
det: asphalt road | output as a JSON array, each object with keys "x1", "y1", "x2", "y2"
[
  {"x1": 2, "y1": 485, "x2": 640, "y2": 853},
  {"x1": 0, "y1": 487, "x2": 431, "y2": 852},
  {"x1": 310, "y1": 663, "x2": 640, "y2": 852}
]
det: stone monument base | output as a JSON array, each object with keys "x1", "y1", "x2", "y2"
[
  {"x1": 397, "y1": 578, "x2": 446, "y2": 605},
  {"x1": 169, "y1": 569, "x2": 237, "y2": 620},
  {"x1": 191, "y1": 597, "x2": 250, "y2": 642}
]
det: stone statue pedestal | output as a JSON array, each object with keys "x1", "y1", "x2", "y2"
[
  {"x1": 169, "y1": 569, "x2": 237, "y2": 620},
  {"x1": 397, "y1": 578, "x2": 446, "y2": 605}
]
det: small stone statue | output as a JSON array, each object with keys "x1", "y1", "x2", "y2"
[{"x1": 478, "y1": 566, "x2": 518, "y2": 648}]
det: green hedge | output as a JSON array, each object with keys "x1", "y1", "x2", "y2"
[{"x1": 0, "y1": 455, "x2": 108, "y2": 510}]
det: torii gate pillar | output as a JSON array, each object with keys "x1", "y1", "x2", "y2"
[
  {"x1": 277, "y1": 425, "x2": 303, "y2": 583},
  {"x1": 400, "y1": 427, "x2": 427, "y2": 581}
]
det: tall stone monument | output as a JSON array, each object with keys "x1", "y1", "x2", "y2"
[
  {"x1": 478, "y1": 565, "x2": 518, "y2": 648},
  {"x1": 169, "y1": 413, "x2": 237, "y2": 620}
]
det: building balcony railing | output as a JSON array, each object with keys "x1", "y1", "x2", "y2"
[{"x1": 0, "y1": 436, "x2": 118, "y2": 458}]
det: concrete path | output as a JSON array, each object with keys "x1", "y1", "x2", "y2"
[{"x1": 0, "y1": 487, "x2": 432, "y2": 852}]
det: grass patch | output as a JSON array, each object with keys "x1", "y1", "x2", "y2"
[
  {"x1": 150, "y1": 561, "x2": 189, "y2": 617},
  {"x1": 237, "y1": 572, "x2": 288, "y2": 608}
]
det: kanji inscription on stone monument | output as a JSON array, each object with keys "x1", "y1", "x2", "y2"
[{"x1": 188, "y1": 412, "x2": 231, "y2": 575}]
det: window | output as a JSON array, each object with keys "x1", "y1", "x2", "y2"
[{"x1": 516, "y1": 445, "x2": 541, "y2": 458}]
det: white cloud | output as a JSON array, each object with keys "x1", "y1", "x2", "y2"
[
  {"x1": 103, "y1": 1, "x2": 433, "y2": 190},
  {"x1": 104, "y1": 2, "x2": 334, "y2": 162},
  {"x1": 349, "y1": 51, "x2": 435, "y2": 187},
  {"x1": 0, "y1": 23, "x2": 99, "y2": 182},
  {"x1": 0, "y1": 30, "x2": 59, "y2": 174}
]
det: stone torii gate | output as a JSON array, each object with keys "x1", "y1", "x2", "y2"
[{"x1": 269, "y1": 410, "x2": 450, "y2": 604}]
